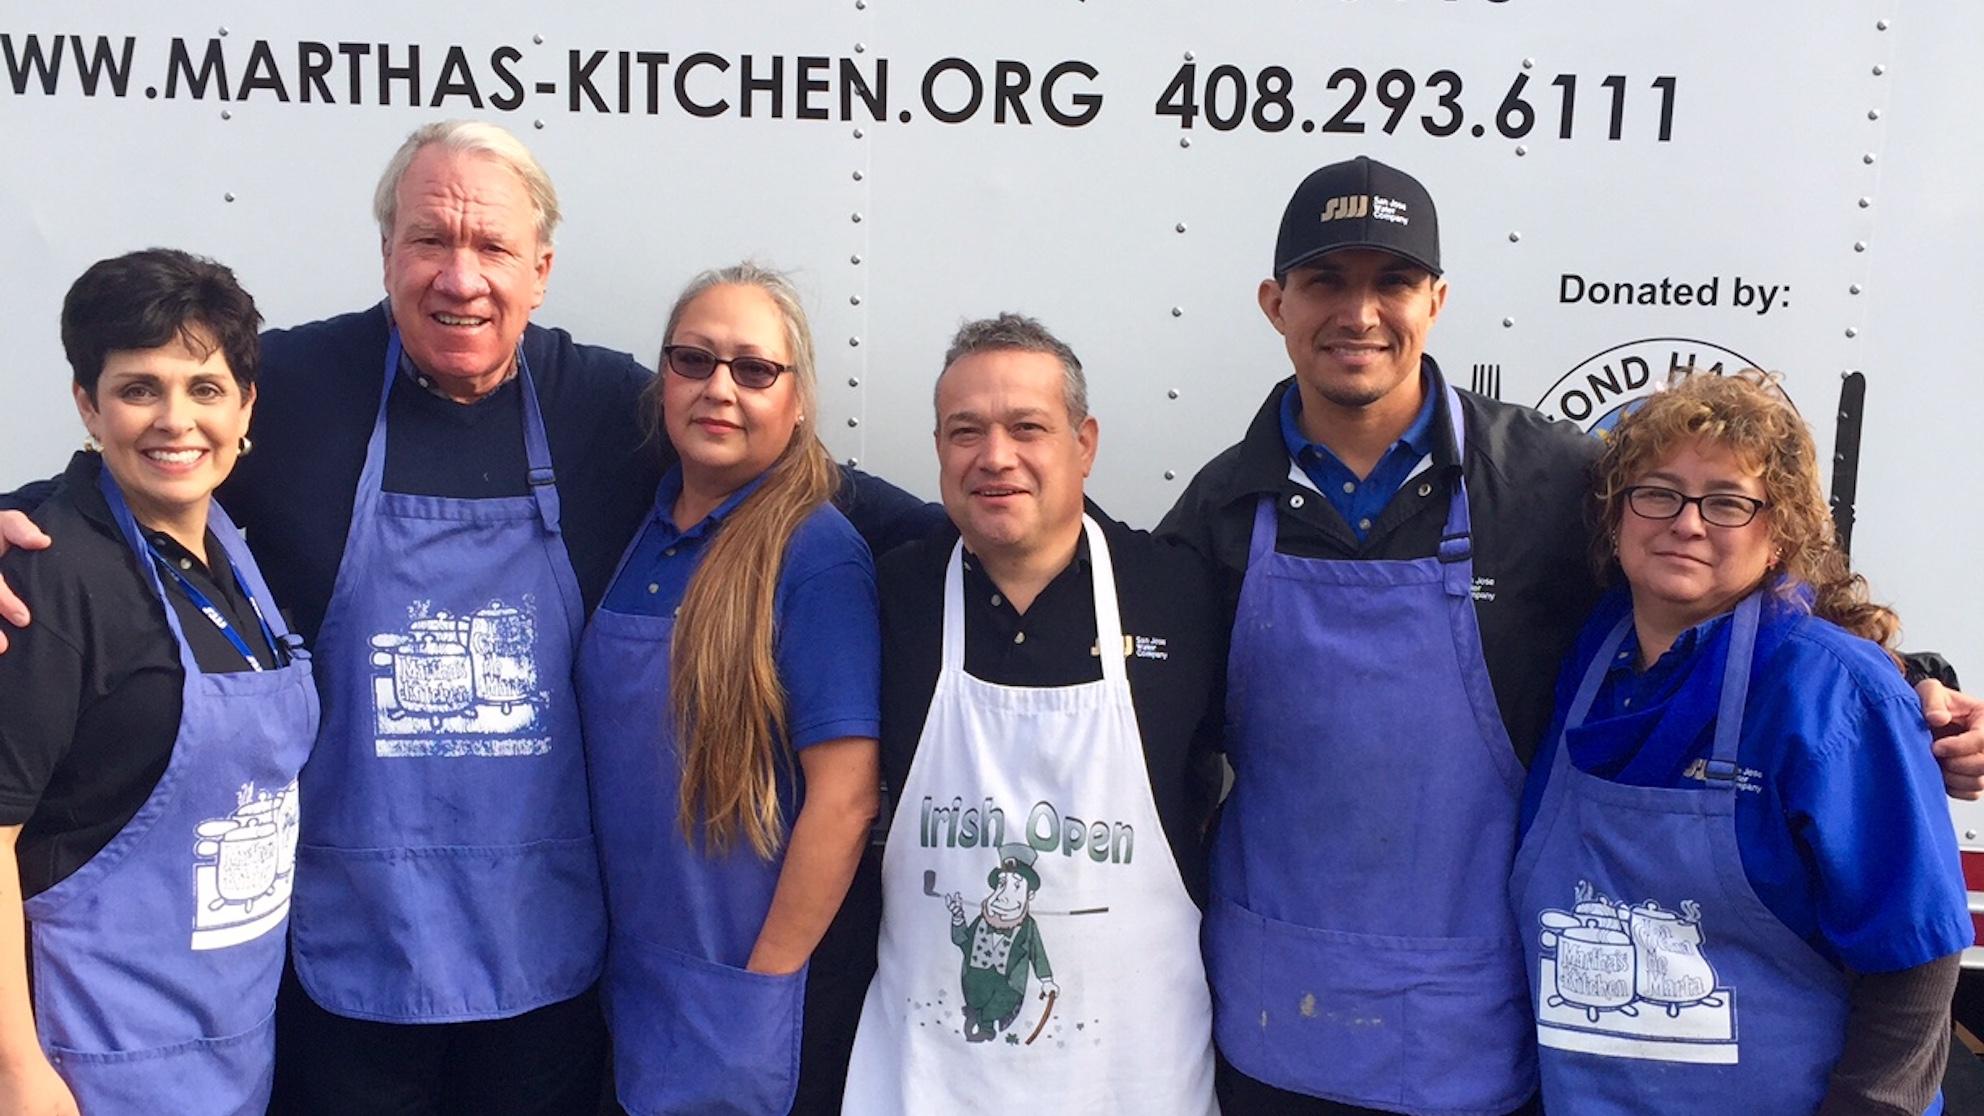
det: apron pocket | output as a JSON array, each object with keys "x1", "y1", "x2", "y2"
[
  {"x1": 1208, "y1": 896, "x2": 1531, "y2": 1112},
  {"x1": 291, "y1": 837, "x2": 607, "y2": 1021},
  {"x1": 46, "y1": 1005, "x2": 276, "y2": 1116},
  {"x1": 603, "y1": 935, "x2": 805, "y2": 1116}
]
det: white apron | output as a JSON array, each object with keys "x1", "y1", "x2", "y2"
[{"x1": 843, "y1": 516, "x2": 1217, "y2": 1114}]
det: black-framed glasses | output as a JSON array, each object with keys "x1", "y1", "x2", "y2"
[
  {"x1": 661, "y1": 345, "x2": 790, "y2": 390},
  {"x1": 1623, "y1": 485, "x2": 1769, "y2": 528}
]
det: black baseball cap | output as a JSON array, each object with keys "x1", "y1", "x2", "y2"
[{"x1": 1274, "y1": 155, "x2": 1441, "y2": 279}]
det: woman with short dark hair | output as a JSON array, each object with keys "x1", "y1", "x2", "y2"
[{"x1": 0, "y1": 249, "x2": 317, "y2": 1116}]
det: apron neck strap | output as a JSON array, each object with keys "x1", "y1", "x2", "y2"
[
  {"x1": 939, "y1": 516, "x2": 1126, "y2": 684},
  {"x1": 1708, "y1": 592, "x2": 1763, "y2": 773},
  {"x1": 368, "y1": 328, "x2": 562, "y2": 534}
]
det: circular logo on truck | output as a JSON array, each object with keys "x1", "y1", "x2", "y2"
[{"x1": 1536, "y1": 337, "x2": 1785, "y2": 435}]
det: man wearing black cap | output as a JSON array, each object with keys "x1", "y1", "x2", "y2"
[{"x1": 1159, "y1": 155, "x2": 1596, "y2": 1115}]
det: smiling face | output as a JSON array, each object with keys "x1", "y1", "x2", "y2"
[
  {"x1": 935, "y1": 348, "x2": 1098, "y2": 564},
  {"x1": 1616, "y1": 438, "x2": 1775, "y2": 635},
  {"x1": 1261, "y1": 247, "x2": 1446, "y2": 424},
  {"x1": 661, "y1": 283, "x2": 803, "y2": 497},
  {"x1": 381, "y1": 146, "x2": 553, "y2": 397},
  {"x1": 74, "y1": 331, "x2": 254, "y2": 542}
]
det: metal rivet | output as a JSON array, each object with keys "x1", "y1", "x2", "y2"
[
  {"x1": 1863, "y1": 153, "x2": 1876, "y2": 164},
  {"x1": 533, "y1": 119, "x2": 546, "y2": 130},
  {"x1": 1164, "y1": 470, "x2": 1177, "y2": 481},
  {"x1": 847, "y1": 417, "x2": 860, "y2": 428},
  {"x1": 1872, "y1": 64, "x2": 1886, "y2": 76},
  {"x1": 1867, "y1": 109, "x2": 1881, "y2": 121},
  {"x1": 1849, "y1": 284, "x2": 1863, "y2": 295},
  {"x1": 1515, "y1": 145, "x2": 1528, "y2": 157},
  {"x1": 847, "y1": 377, "x2": 861, "y2": 387},
  {"x1": 1171, "y1": 306, "x2": 1184, "y2": 317},
  {"x1": 854, "y1": 43, "x2": 866, "y2": 53},
  {"x1": 848, "y1": 336, "x2": 861, "y2": 347},
  {"x1": 851, "y1": 212, "x2": 863, "y2": 223},
  {"x1": 224, "y1": 192, "x2": 236, "y2": 202},
  {"x1": 1175, "y1": 222, "x2": 1188, "y2": 234},
  {"x1": 218, "y1": 25, "x2": 229, "y2": 36},
  {"x1": 1845, "y1": 327, "x2": 1859, "y2": 338},
  {"x1": 1522, "y1": 58, "x2": 1535, "y2": 70},
  {"x1": 849, "y1": 294, "x2": 863, "y2": 305},
  {"x1": 1877, "y1": 19, "x2": 1890, "y2": 30},
  {"x1": 1179, "y1": 137, "x2": 1191, "y2": 148},
  {"x1": 1167, "y1": 389, "x2": 1180, "y2": 400},
  {"x1": 853, "y1": 127, "x2": 865, "y2": 139},
  {"x1": 856, "y1": 0, "x2": 867, "y2": 8},
  {"x1": 1502, "y1": 317, "x2": 1515, "y2": 328},
  {"x1": 1508, "y1": 231, "x2": 1522, "y2": 243},
  {"x1": 850, "y1": 253, "x2": 863, "y2": 265},
  {"x1": 1418, "y1": 482, "x2": 1433, "y2": 497},
  {"x1": 1858, "y1": 197, "x2": 1871, "y2": 208},
  {"x1": 220, "y1": 109, "x2": 232, "y2": 120},
  {"x1": 1289, "y1": 494, "x2": 1306, "y2": 509},
  {"x1": 846, "y1": 456, "x2": 860, "y2": 466},
  {"x1": 533, "y1": 33, "x2": 545, "y2": 45},
  {"x1": 1183, "y1": 51, "x2": 1195, "y2": 62},
  {"x1": 1966, "y1": 828, "x2": 1977, "y2": 840},
  {"x1": 1853, "y1": 241, "x2": 1867, "y2": 252},
  {"x1": 852, "y1": 170, "x2": 864, "y2": 181}
]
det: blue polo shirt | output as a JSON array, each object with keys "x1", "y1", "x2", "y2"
[
  {"x1": 1521, "y1": 590, "x2": 1972, "y2": 974},
  {"x1": 1279, "y1": 379, "x2": 1437, "y2": 540},
  {"x1": 601, "y1": 466, "x2": 881, "y2": 750}
]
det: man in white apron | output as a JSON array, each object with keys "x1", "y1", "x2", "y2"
[{"x1": 841, "y1": 314, "x2": 1223, "y2": 1113}]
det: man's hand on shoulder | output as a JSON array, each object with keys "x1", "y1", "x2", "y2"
[
  {"x1": 1921, "y1": 678, "x2": 1984, "y2": 799},
  {"x1": 0, "y1": 510, "x2": 53, "y2": 653}
]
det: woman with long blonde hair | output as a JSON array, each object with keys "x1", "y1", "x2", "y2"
[
  {"x1": 575, "y1": 263, "x2": 881, "y2": 1116},
  {"x1": 1510, "y1": 369, "x2": 1969, "y2": 1115}
]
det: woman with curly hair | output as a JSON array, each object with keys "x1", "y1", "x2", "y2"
[{"x1": 1510, "y1": 369, "x2": 1969, "y2": 1115}]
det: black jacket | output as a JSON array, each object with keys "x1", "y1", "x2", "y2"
[{"x1": 1157, "y1": 356, "x2": 1603, "y2": 765}]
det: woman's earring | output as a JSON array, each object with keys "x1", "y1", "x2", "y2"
[
  {"x1": 239, "y1": 436, "x2": 254, "y2": 455},
  {"x1": 82, "y1": 434, "x2": 101, "y2": 453}
]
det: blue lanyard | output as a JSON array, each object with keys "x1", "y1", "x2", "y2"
[{"x1": 145, "y1": 540, "x2": 282, "y2": 672}]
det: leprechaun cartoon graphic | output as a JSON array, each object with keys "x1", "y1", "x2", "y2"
[{"x1": 945, "y1": 843, "x2": 1059, "y2": 1043}]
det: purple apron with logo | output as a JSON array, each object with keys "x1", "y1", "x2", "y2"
[
  {"x1": 1206, "y1": 386, "x2": 1534, "y2": 1116},
  {"x1": 289, "y1": 328, "x2": 604, "y2": 1021},
  {"x1": 574, "y1": 494, "x2": 807, "y2": 1116},
  {"x1": 25, "y1": 469, "x2": 316, "y2": 1115},
  {"x1": 1510, "y1": 593, "x2": 1930, "y2": 1114}
]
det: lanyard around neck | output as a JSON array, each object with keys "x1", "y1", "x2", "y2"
[{"x1": 145, "y1": 539, "x2": 282, "y2": 672}]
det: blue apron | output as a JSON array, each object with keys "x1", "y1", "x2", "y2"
[
  {"x1": 575, "y1": 489, "x2": 806, "y2": 1116},
  {"x1": 1511, "y1": 593, "x2": 1937, "y2": 1114},
  {"x1": 289, "y1": 328, "x2": 605, "y2": 1021},
  {"x1": 1206, "y1": 386, "x2": 1534, "y2": 1116},
  {"x1": 25, "y1": 469, "x2": 316, "y2": 1116}
]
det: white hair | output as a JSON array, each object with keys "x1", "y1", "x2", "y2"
[{"x1": 372, "y1": 120, "x2": 561, "y2": 245}]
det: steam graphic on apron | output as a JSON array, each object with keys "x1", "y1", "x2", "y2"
[
  {"x1": 1534, "y1": 880, "x2": 1736, "y2": 1063},
  {"x1": 365, "y1": 596, "x2": 551, "y2": 756}
]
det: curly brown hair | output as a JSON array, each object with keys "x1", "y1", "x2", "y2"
[{"x1": 1589, "y1": 368, "x2": 1899, "y2": 658}]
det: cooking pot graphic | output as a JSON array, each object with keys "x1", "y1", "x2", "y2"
[
  {"x1": 390, "y1": 618, "x2": 476, "y2": 719},
  {"x1": 467, "y1": 605, "x2": 537, "y2": 710},
  {"x1": 1628, "y1": 901, "x2": 1724, "y2": 1015},
  {"x1": 1546, "y1": 926, "x2": 1639, "y2": 1023},
  {"x1": 194, "y1": 815, "x2": 281, "y2": 914}
]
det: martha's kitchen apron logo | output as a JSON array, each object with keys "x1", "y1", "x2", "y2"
[{"x1": 1536, "y1": 337, "x2": 1787, "y2": 435}]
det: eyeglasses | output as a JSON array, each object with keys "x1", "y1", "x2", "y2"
[
  {"x1": 661, "y1": 345, "x2": 790, "y2": 390},
  {"x1": 1623, "y1": 485, "x2": 1768, "y2": 528}
]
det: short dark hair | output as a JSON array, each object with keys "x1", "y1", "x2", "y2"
[{"x1": 61, "y1": 248, "x2": 263, "y2": 398}]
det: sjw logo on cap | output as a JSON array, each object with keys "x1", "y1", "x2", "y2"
[{"x1": 1319, "y1": 194, "x2": 1370, "y2": 222}]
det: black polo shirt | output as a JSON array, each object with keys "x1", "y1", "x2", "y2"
[
  {"x1": 876, "y1": 500, "x2": 1227, "y2": 904},
  {"x1": 0, "y1": 453, "x2": 277, "y2": 897}
]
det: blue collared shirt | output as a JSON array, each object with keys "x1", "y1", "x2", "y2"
[{"x1": 1279, "y1": 378, "x2": 1437, "y2": 541}]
